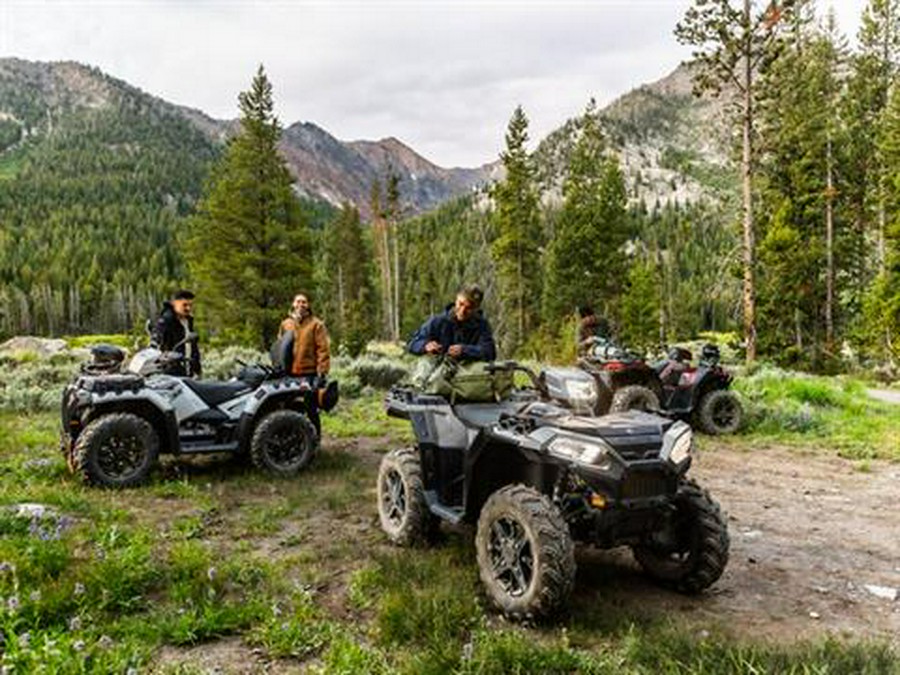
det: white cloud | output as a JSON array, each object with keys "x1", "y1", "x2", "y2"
[{"x1": 1, "y1": 0, "x2": 869, "y2": 166}]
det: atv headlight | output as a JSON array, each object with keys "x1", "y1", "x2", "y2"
[
  {"x1": 548, "y1": 436, "x2": 614, "y2": 472},
  {"x1": 542, "y1": 368, "x2": 598, "y2": 412},
  {"x1": 662, "y1": 422, "x2": 693, "y2": 467},
  {"x1": 564, "y1": 378, "x2": 598, "y2": 408}
]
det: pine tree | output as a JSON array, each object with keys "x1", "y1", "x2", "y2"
[
  {"x1": 755, "y1": 3, "x2": 845, "y2": 361},
  {"x1": 543, "y1": 100, "x2": 629, "y2": 323},
  {"x1": 370, "y1": 169, "x2": 402, "y2": 341},
  {"x1": 842, "y1": 0, "x2": 900, "y2": 317},
  {"x1": 619, "y1": 260, "x2": 661, "y2": 352},
  {"x1": 322, "y1": 203, "x2": 376, "y2": 355},
  {"x1": 186, "y1": 66, "x2": 312, "y2": 349},
  {"x1": 676, "y1": 0, "x2": 794, "y2": 362},
  {"x1": 491, "y1": 105, "x2": 541, "y2": 355},
  {"x1": 861, "y1": 81, "x2": 900, "y2": 362}
]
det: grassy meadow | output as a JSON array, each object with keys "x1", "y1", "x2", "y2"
[{"x1": 0, "y1": 341, "x2": 897, "y2": 673}]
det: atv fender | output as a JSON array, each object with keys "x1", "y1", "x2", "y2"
[
  {"x1": 237, "y1": 388, "x2": 314, "y2": 453},
  {"x1": 83, "y1": 400, "x2": 179, "y2": 455}
]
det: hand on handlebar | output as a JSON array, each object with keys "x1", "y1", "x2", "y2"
[
  {"x1": 447, "y1": 344, "x2": 464, "y2": 358},
  {"x1": 424, "y1": 341, "x2": 442, "y2": 354}
]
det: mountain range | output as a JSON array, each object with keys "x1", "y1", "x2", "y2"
[
  {"x1": 0, "y1": 58, "x2": 499, "y2": 218},
  {"x1": 0, "y1": 57, "x2": 731, "y2": 219}
]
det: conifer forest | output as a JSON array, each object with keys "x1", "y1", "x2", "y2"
[{"x1": 0, "y1": 0, "x2": 898, "y2": 373}]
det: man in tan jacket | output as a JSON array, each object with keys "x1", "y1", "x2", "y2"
[{"x1": 279, "y1": 293, "x2": 331, "y2": 436}]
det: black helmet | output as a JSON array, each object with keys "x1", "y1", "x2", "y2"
[{"x1": 700, "y1": 344, "x2": 720, "y2": 365}]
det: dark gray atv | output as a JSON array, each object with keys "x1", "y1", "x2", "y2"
[{"x1": 377, "y1": 361, "x2": 729, "y2": 620}]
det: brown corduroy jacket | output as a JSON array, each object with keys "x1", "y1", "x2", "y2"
[{"x1": 279, "y1": 315, "x2": 331, "y2": 376}]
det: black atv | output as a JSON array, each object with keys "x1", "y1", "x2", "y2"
[
  {"x1": 652, "y1": 344, "x2": 742, "y2": 435},
  {"x1": 376, "y1": 361, "x2": 729, "y2": 619}
]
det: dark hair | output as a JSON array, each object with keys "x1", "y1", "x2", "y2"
[
  {"x1": 173, "y1": 289, "x2": 195, "y2": 300},
  {"x1": 293, "y1": 293, "x2": 313, "y2": 311},
  {"x1": 577, "y1": 305, "x2": 594, "y2": 318},
  {"x1": 458, "y1": 283, "x2": 484, "y2": 307}
]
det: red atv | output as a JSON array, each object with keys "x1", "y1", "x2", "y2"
[{"x1": 580, "y1": 341, "x2": 743, "y2": 435}]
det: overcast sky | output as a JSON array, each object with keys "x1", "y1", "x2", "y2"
[{"x1": 1, "y1": 0, "x2": 868, "y2": 167}]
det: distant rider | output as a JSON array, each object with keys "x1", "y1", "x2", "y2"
[
  {"x1": 151, "y1": 289, "x2": 201, "y2": 376},
  {"x1": 278, "y1": 293, "x2": 331, "y2": 437},
  {"x1": 408, "y1": 284, "x2": 496, "y2": 361},
  {"x1": 577, "y1": 305, "x2": 612, "y2": 356}
]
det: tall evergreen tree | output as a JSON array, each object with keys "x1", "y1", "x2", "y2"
[
  {"x1": 619, "y1": 260, "x2": 661, "y2": 352},
  {"x1": 860, "y1": 0, "x2": 900, "y2": 272},
  {"x1": 676, "y1": 0, "x2": 794, "y2": 362},
  {"x1": 186, "y1": 66, "x2": 312, "y2": 349},
  {"x1": 491, "y1": 105, "x2": 541, "y2": 355},
  {"x1": 861, "y1": 79, "x2": 900, "y2": 362},
  {"x1": 755, "y1": 3, "x2": 845, "y2": 361},
  {"x1": 841, "y1": 0, "x2": 900, "y2": 318},
  {"x1": 543, "y1": 100, "x2": 629, "y2": 323},
  {"x1": 370, "y1": 169, "x2": 403, "y2": 341},
  {"x1": 321, "y1": 203, "x2": 376, "y2": 356}
]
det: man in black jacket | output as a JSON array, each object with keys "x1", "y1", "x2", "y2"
[
  {"x1": 408, "y1": 284, "x2": 496, "y2": 361},
  {"x1": 150, "y1": 290, "x2": 202, "y2": 376}
]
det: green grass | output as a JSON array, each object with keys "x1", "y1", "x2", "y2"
[
  {"x1": 0, "y1": 375, "x2": 896, "y2": 670},
  {"x1": 0, "y1": 151, "x2": 24, "y2": 181},
  {"x1": 735, "y1": 367, "x2": 900, "y2": 460},
  {"x1": 323, "y1": 394, "x2": 413, "y2": 442}
]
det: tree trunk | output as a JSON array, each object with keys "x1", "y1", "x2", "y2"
[
  {"x1": 825, "y1": 135, "x2": 835, "y2": 352},
  {"x1": 741, "y1": 13, "x2": 757, "y2": 364},
  {"x1": 379, "y1": 221, "x2": 393, "y2": 339},
  {"x1": 392, "y1": 220, "x2": 400, "y2": 341},
  {"x1": 337, "y1": 264, "x2": 346, "y2": 333},
  {"x1": 517, "y1": 242, "x2": 524, "y2": 350},
  {"x1": 878, "y1": 187, "x2": 886, "y2": 275}
]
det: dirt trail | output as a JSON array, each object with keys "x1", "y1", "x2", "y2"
[
  {"x1": 343, "y1": 437, "x2": 900, "y2": 644},
  {"x1": 618, "y1": 443, "x2": 900, "y2": 644},
  {"x1": 152, "y1": 439, "x2": 899, "y2": 673},
  {"x1": 869, "y1": 389, "x2": 900, "y2": 405}
]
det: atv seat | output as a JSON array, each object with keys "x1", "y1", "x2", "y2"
[
  {"x1": 452, "y1": 402, "x2": 523, "y2": 429},
  {"x1": 183, "y1": 379, "x2": 252, "y2": 407}
]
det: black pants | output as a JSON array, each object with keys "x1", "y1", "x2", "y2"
[{"x1": 299, "y1": 375, "x2": 321, "y2": 438}]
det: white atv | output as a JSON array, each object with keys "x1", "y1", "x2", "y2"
[{"x1": 59, "y1": 336, "x2": 337, "y2": 487}]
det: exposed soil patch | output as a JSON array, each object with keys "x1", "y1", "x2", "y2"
[
  {"x1": 153, "y1": 636, "x2": 308, "y2": 674},
  {"x1": 150, "y1": 436, "x2": 900, "y2": 671},
  {"x1": 568, "y1": 443, "x2": 899, "y2": 645}
]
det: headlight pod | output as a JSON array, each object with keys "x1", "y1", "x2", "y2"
[
  {"x1": 547, "y1": 435, "x2": 615, "y2": 471},
  {"x1": 542, "y1": 368, "x2": 598, "y2": 412},
  {"x1": 564, "y1": 378, "x2": 598, "y2": 406},
  {"x1": 662, "y1": 421, "x2": 693, "y2": 467}
]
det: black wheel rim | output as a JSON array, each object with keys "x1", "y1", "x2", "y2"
[
  {"x1": 263, "y1": 423, "x2": 308, "y2": 469},
  {"x1": 382, "y1": 468, "x2": 407, "y2": 528},
  {"x1": 641, "y1": 504, "x2": 697, "y2": 568},
  {"x1": 97, "y1": 433, "x2": 147, "y2": 480},
  {"x1": 711, "y1": 397, "x2": 738, "y2": 429},
  {"x1": 487, "y1": 516, "x2": 534, "y2": 597}
]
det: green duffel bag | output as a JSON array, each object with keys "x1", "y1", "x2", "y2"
[
  {"x1": 449, "y1": 361, "x2": 514, "y2": 402},
  {"x1": 411, "y1": 357, "x2": 513, "y2": 402},
  {"x1": 410, "y1": 356, "x2": 453, "y2": 397}
]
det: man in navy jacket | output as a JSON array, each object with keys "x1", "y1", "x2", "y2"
[{"x1": 408, "y1": 285, "x2": 497, "y2": 361}]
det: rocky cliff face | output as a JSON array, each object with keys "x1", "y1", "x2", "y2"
[
  {"x1": 283, "y1": 124, "x2": 496, "y2": 217},
  {"x1": 535, "y1": 63, "x2": 734, "y2": 208}
]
